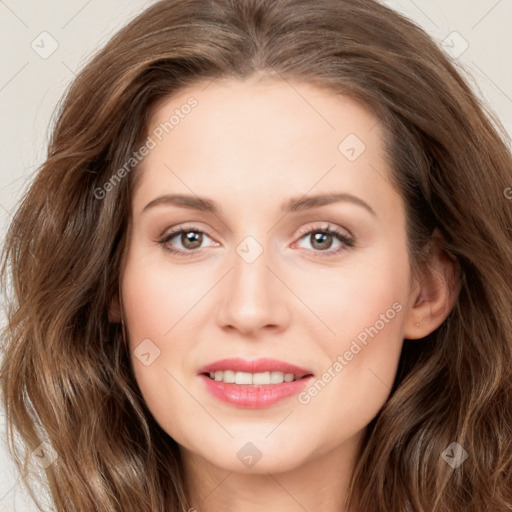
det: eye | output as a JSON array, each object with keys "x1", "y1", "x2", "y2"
[
  {"x1": 158, "y1": 224, "x2": 217, "y2": 256},
  {"x1": 158, "y1": 223, "x2": 355, "y2": 258},
  {"x1": 293, "y1": 223, "x2": 354, "y2": 256}
]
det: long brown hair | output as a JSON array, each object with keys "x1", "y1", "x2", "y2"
[{"x1": 1, "y1": 0, "x2": 511, "y2": 510}]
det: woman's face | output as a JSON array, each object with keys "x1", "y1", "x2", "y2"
[{"x1": 119, "y1": 77, "x2": 416, "y2": 474}]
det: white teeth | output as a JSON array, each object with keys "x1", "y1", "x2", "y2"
[
  {"x1": 207, "y1": 370, "x2": 298, "y2": 385},
  {"x1": 270, "y1": 371, "x2": 284, "y2": 384},
  {"x1": 223, "y1": 370, "x2": 236, "y2": 383},
  {"x1": 235, "y1": 371, "x2": 253, "y2": 384},
  {"x1": 252, "y1": 371, "x2": 270, "y2": 385}
]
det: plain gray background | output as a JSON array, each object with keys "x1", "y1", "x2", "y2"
[{"x1": 1, "y1": 0, "x2": 511, "y2": 510}]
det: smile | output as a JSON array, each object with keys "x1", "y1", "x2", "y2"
[{"x1": 206, "y1": 370, "x2": 305, "y2": 385}]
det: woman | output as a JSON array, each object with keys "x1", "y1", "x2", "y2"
[{"x1": 1, "y1": 0, "x2": 511, "y2": 511}]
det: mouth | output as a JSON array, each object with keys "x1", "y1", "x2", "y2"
[
  {"x1": 202, "y1": 370, "x2": 313, "y2": 385},
  {"x1": 197, "y1": 357, "x2": 315, "y2": 408},
  {"x1": 197, "y1": 357, "x2": 314, "y2": 385}
]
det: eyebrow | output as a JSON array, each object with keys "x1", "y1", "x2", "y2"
[{"x1": 142, "y1": 192, "x2": 376, "y2": 216}]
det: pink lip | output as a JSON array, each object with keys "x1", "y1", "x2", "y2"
[
  {"x1": 197, "y1": 357, "x2": 314, "y2": 409},
  {"x1": 197, "y1": 357, "x2": 313, "y2": 377},
  {"x1": 199, "y1": 375, "x2": 315, "y2": 408}
]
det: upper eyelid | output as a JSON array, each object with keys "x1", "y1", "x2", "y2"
[
  {"x1": 160, "y1": 222, "x2": 350, "y2": 238},
  {"x1": 161, "y1": 223, "x2": 213, "y2": 241},
  {"x1": 296, "y1": 222, "x2": 353, "y2": 238}
]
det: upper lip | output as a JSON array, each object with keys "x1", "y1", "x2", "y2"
[{"x1": 198, "y1": 358, "x2": 313, "y2": 378}]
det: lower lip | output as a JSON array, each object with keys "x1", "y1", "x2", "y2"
[{"x1": 199, "y1": 374, "x2": 314, "y2": 408}]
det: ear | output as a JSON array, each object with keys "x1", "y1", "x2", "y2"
[
  {"x1": 403, "y1": 229, "x2": 461, "y2": 339},
  {"x1": 108, "y1": 291, "x2": 122, "y2": 323}
]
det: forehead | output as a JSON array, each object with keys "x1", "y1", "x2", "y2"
[
  {"x1": 133, "y1": 77, "x2": 395, "y2": 217},
  {"x1": 147, "y1": 77, "x2": 382, "y2": 152}
]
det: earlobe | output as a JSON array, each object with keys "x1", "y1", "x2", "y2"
[{"x1": 403, "y1": 231, "x2": 460, "y2": 339}]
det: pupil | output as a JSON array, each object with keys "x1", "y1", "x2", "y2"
[
  {"x1": 312, "y1": 232, "x2": 332, "y2": 250},
  {"x1": 183, "y1": 231, "x2": 202, "y2": 249}
]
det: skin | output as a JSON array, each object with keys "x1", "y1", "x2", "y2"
[{"x1": 110, "y1": 75, "x2": 458, "y2": 512}]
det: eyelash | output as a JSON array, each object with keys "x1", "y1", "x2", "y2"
[{"x1": 158, "y1": 223, "x2": 355, "y2": 257}]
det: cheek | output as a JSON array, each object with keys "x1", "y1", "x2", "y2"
[
  {"x1": 120, "y1": 251, "x2": 213, "y2": 440},
  {"x1": 292, "y1": 241, "x2": 409, "y2": 347},
  {"x1": 121, "y1": 252, "x2": 207, "y2": 342},
  {"x1": 293, "y1": 249, "x2": 409, "y2": 442}
]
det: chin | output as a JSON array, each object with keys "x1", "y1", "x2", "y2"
[{"x1": 180, "y1": 433, "x2": 311, "y2": 474}]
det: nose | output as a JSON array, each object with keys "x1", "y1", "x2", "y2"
[{"x1": 216, "y1": 240, "x2": 291, "y2": 336}]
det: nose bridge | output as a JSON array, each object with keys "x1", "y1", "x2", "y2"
[
  {"x1": 233, "y1": 235, "x2": 271, "y2": 294},
  {"x1": 216, "y1": 233, "x2": 289, "y2": 333}
]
